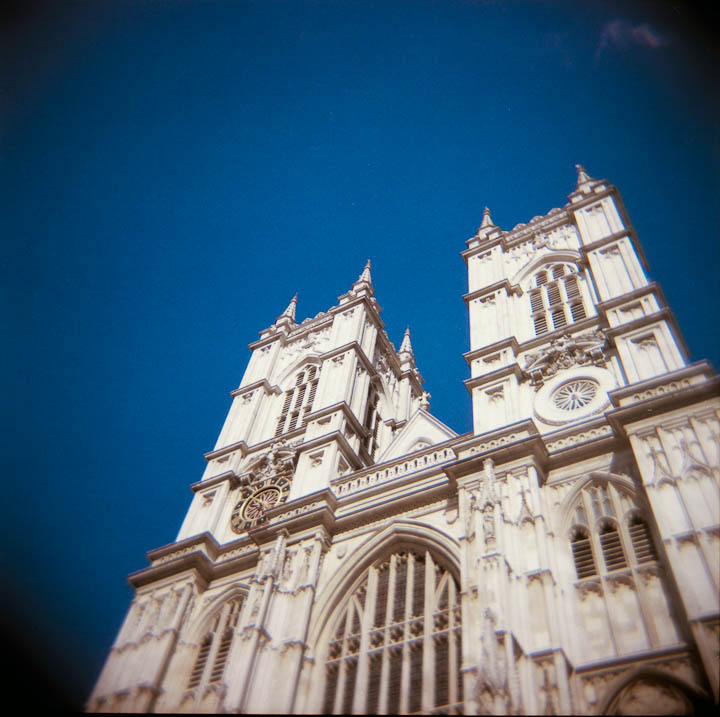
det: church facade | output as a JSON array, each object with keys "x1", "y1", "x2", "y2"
[{"x1": 89, "y1": 167, "x2": 719, "y2": 714}]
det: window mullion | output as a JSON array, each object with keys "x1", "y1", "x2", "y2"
[
  {"x1": 332, "y1": 610, "x2": 351, "y2": 715},
  {"x1": 422, "y1": 551, "x2": 435, "y2": 712},
  {"x1": 399, "y1": 554, "x2": 414, "y2": 714},
  {"x1": 448, "y1": 578, "x2": 458, "y2": 708},
  {"x1": 352, "y1": 568, "x2": 377, "y2": 714}
]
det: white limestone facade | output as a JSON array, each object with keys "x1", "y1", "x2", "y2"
[{"x1": 88, "y1": 167, "x2": 719, "y2": 715}]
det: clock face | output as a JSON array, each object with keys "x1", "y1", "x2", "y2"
[
  {"x1": 242, "y1": 487, "x2": 282, "y2": 521},
  {"x1": 230, "y1": 485, "x2": 286, "y2": 534}
]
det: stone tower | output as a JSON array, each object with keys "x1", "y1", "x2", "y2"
[{"x1": 89, "y1": 167, "x2": 719, "y2": 714}]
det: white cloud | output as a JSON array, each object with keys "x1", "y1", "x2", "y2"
[{"x1": 596, "y1": 19, "x2": 668, "y2": 59}]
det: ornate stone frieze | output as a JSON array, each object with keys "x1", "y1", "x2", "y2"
[{"x1": 523, "y1": 330, "x2": 607, "y2": 386}]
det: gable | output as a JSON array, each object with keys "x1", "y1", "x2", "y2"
[{"x1": 376, "y1": 409, "x2": 457, "y2": 463}]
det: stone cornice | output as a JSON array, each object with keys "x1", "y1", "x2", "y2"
[
  {"x1": 230, "y1": 378, "x2": 280, "y2": 399},
  {"x1": 543, "y1": 418, "x2": 621, "y2": 468},
  {"x1": 130, "y1": 535, "x2": 218, "y2": 588},
  {"x1": 463, "y1": 363, "x2": 525, "y2": 392},
  {"x1": 295, "y1": 425, "x2": 364, "y2": 472},
  {"x1": 607, "y1": 367, "x2": 720, "y2": 436},
  {"x1": 449, "y1": 420, "x2": 548, "y2": 481},
  {"x1": 305, "y1": 400, "x2": 367, "y2": 441},
  {"x1": 514, "y1": 315, "x2": 602, "y2": 354},
  {"x1": 249, "y1": 314, "x2": 334, "y2": 351},
  {"x1": 190, "y1": 471, "x2": 240, "y2": 493},
  {"x1": 463, "y1": 279, "x2": 521, "y2": 304},
  {"x1": 603, "y1": 307, "x2": 690, "y2": 362},
  {"x1": 204, "y1": 440, "x2": 249, "y2": 463},
  {"x1": 578, "y1": 228, "x2": 633, "y2": 256},
  {"x1": 463, "y1": 337, "x2": 520, "y2": 366},
  {"x1": 594, "y1": 282, "x2": 666, "y2": 313},
  {"x1": 328, "y1": 293, "x2": 386, "y2": 329}
]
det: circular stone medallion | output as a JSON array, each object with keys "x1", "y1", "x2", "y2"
[{"x1": 533, "y1": 366, "x2": 615, "y2": 426}]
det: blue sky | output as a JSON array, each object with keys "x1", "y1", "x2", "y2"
[{"x1": 2, "y1": 0, "x2": 718, "y2": 707}]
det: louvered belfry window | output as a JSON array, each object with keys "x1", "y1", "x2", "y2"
[
  {"x1": 529, "y1": 264, "x2": 588, "y2": 337},
  {"x1": 571, "y1": 527, "x2": 597, "y2": 579},
  {"x1": 322, "y1": 550, "x2": 463, "y2": 714},
  {"x1": 275, "y1": 366, "x2": 319, "y2": 437},
  {"x1": 186, "y1": 596, "x2": 244, "y2": 691},
  {"x1": 628, "y1": 514, "x2": 658, "y2": 564},
  {"x1": 569, "y1": 481, "x2": 659, "y2": 582}
]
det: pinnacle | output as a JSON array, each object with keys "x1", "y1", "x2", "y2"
[
  {"x1": 480, "y1": 206, "x2": 494, "y2": 229},
  {"x1": 575, "y1": 163, "x2": 594, "y2": 188},
  {"x1": 357, "y1": 259, "x2": 372, "y2": 285},
  {"x1": 278, "y1": 293, "x2": 298, "y2": 322},
  {"x1": 399, "y1": 326, "x2": 413, "y2": 354}
]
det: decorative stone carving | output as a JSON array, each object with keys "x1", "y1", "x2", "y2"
[
  {"x1": 230, "y1": 442, "x2": 296, "y2": 533},
  {"x1": 523, "y1": 330, "x2": 607, "y2": 385}
]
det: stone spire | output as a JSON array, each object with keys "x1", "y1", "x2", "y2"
[
  {"x1": 471, "y1": 207, "x2": 500, "y2": 244},
  {"x1": 274, "y1": 293, "x2": 298, "y2": 329},
  {"x1": 398, "y1": 325, "x2": 417, "y2": 373},
  {"x1": 399, "y1": 326, "x2": 413, "y2": 355},
  {"x1": 358, "y1": 259, "x2": 372, "y2": 284},
  {"x1": 480, "y1": 206, "x2": 494, "y2": 229},
  {"x1": 349, "y1": 259, "x2": 374, "y2": 298},
  {"x1": 574, "y1": 164, "x2": 596, "y2": 194},
  {"x1": 280, "y1": 294, "x2": 297, "y2": 320}
]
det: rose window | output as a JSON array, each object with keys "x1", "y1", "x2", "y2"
[{"x1": 551, "y1": 379, "x2": 598, "y2": 411}]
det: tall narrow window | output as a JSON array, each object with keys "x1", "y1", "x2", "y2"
[
  {"x1": 599, "y1": 521, "x2": 627, "y2": 571},
  {"x1": 275, "y1": 366, "x2": 320, "y2": 437},
  {"x1": 322, "y1": 550, "x2": 463, "y2": 714},
  {"x1": 571, "y1": 527, "x2": 597, "y2": 579},
  {"x1": 628, "y1": 514, "x2": 657, "y2": 564},
  {"x1": 529, "y1": 264, "x2": 588, "y2": 336},
  {"x1": 186, "y1": 596, "x2": 244, "y2": 692}
]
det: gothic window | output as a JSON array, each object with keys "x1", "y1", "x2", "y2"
[
  {"x1": 569, "y1": 481, "x2": 659, "y2": 580},
  {"x1": 322, "y1": 549, "x2": 463, "y2": 714},
  {"x1": 529, "y1": 264, "x2": 587, "y2": 336},
  {"x1": 187, "y1": 596, "x2": 244, "y2": 691},
  {"x1": 275, "y1": 366, "x2": 319, "y2": 437}
]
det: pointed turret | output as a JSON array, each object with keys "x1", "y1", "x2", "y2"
[
  {"x1": 349, "y1": 259, "x2": 374, "y2": 298},
  {"x1": 280, "y1": 294, "x2": 297, "y2": 320},
  {"x1": 357, "y1": 259, "x2": 372, "y2": 284},
  {"x1": 477, "y1": 207, "x2": 499, "y2": 239},
  {"x1": 399, "y1": 326, "x2": 413, "y2": 356},
  {"x1": 575, "y1": 164, "x2": 592, "y2": 187},
  {"x1": 480, "y1": 207, "x2": 494, "y2": 229},
  {"x1": 397, "y1": 325, "x2": 417, "y2": 375},
  {"x1": 274, "y1": 293, "x2": 298, "y2": 330},
  {"x1": 467, "y1": 207, "x2": 501, "y2": 248},
  {"x1": 568, "y1": 163, "x2": 607, "y2": 201}
]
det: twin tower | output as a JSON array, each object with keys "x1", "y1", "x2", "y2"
[{"x1": 90, "y1": 167, "x2": 719, "y2": 714}]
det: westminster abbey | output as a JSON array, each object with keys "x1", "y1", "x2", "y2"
[{"x1": 89, "y1": 166, "x2": 719, "y2": 714}]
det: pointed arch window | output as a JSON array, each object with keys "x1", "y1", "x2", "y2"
[
  {"x1": 529, "y1": 264, "x2": 587, "y2": 336},
  {"x1": 322, "y1": 549, "x2": 463, "y2": 714},
  {"x1": 275, "y1": 365, "x2": 319, "y2": 437},
  {"x1": 569, "y1": 481, "x2": 659, "y2": 581},
  {"x1": 186, "y1": 596, "x2": 244, "y2": 691}
]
